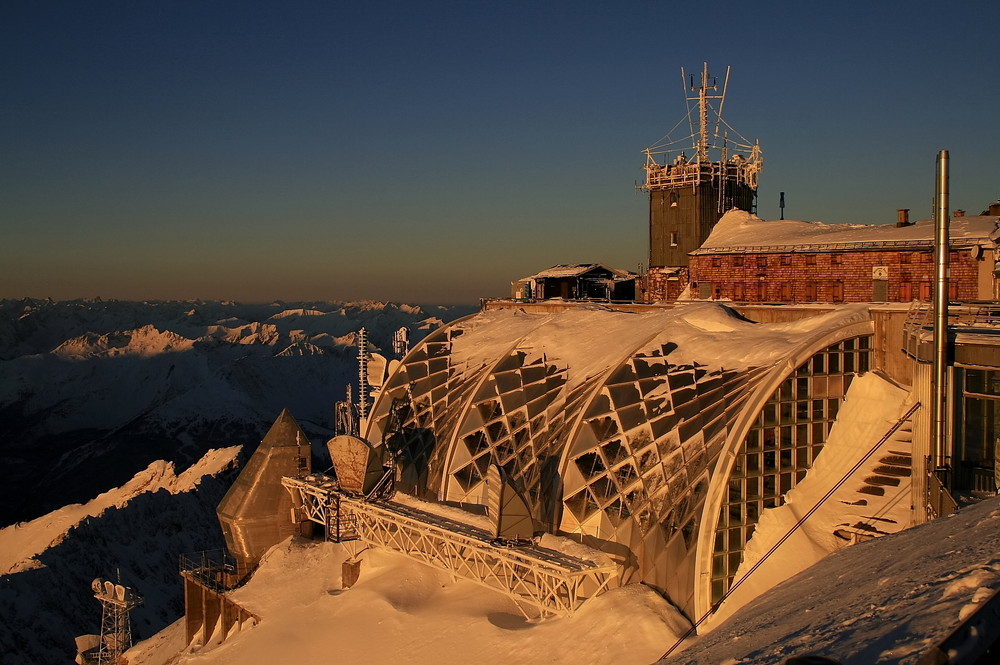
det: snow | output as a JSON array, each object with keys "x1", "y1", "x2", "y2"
[
  {"x1": 127, "y1": 538, "x2": 687, "y2": 665},
  {"x1": 705, "y1": 372, "x2": 913, "y2": 627},
  {"x1": 662, "y1": 496, "x2": 1000, "y2": 664},
  {"x1": 0, "y1": 446, "x2": 244, "y2": 665},
  {"x1": 5, "y1": 299, "x2": 1000, "y2": 665},
  {"x1": 0, "y1": 298, "x2": 475, "y2": 526},
  {"x1": 122, "y1": 495, "x2": 1000, "y2": 665},
  {"x1": 444, "y1": 303, "x2": 874, "y2": 398},
  {"x1": 390, "y1": 492, "x2": 616, "y2": 568},
  {"x1": 0, "y1": 446, "x2": 240, "y2": 575}
]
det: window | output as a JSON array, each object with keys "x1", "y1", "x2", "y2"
[
  {"x1": 831, "y1": 253, "x2": 843, "y2": 265},
  {"x1": 711, "y1": 257, "x2": 722, "y2": 268},
  {"x1": 805, "y1": 255, "x2": 817, "y2": 266},
  {"x1": 956, "y1": 368, "x2": 1000, "y2": 491},
  {"x1": 779, "y1": 255, "x2": 792, "y2": 266},
  {"x1": 832, "y1": 281, "x2": 845, "y2": 302},
  {"x1": 710, "y1": 336, "x2": 874, "y2": 603},
  {"x1": 900, "y1": 253, "x2": 912, "y2": 264},
  {"x1": 734, "y1": 255, "x2": 745, "y2": 267},
  {"x1": 756, "y1": 255, "x2": 768, "y2": 268},
  {"x1": 669, "y1": 231, "x2": 678, "y2": 247}
]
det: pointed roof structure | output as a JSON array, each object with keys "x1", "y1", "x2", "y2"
[{"x1": 217, "y1": 409, "x2": 311, "y2": 565}]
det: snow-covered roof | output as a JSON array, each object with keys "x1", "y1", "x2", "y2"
[
  {"x1": 693, "y1": 210, "x2": 1000, "y2": 254},
  {"x1": 520, "y1": 263, "x2": 633, "y2": 281}
]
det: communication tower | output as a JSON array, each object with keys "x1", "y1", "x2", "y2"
[
  {"x1": 392, "y1": 326, "x2": 410, "y2": 357},
  {"x1": 91, "y1": 576, "x2": 142, "y2": 665},
  {"x1": 641, "y1": 62, "x2": 762, "y2": 268},
  {"x1": 357, "y1": 327, "x2": 370, "y2": 421}
]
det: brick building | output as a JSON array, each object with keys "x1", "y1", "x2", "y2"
[{"x1": 666, "y1": 209, "x2": 1000, "y2": 304}]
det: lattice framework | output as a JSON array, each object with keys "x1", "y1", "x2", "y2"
[{"x1": 281, "y1": 475, "x2": 617, "y2": 618}]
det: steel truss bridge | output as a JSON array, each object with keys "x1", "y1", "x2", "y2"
[{"x1": 281, "y1": 474, "x2": 618, "y2": 618}]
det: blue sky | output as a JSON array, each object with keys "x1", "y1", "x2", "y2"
[{"x1": 2, "y1": 1, "x2": 998, "y2": 304}]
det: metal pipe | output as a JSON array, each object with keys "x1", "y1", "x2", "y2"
[{"x1": 932, "y1": 150, "x2": 950, "y2": 476}]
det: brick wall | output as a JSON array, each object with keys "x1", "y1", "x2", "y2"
[
  {"x1": 689, "y1": 249, "x2": 988, "y2": 303},
  {"x1": 644, "y1": 266, "x2": 689, "y2": 302}
]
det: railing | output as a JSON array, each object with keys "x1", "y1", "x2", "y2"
[
  {"x1": 179, "y1": 550, "x2": 257, "y2": 593},
  {"x1": 281, "y1": 475, "x2": 619, "y2": 618},
  {"x1": 905, "y1": 301, "x2": 1000, "y2": 334}
]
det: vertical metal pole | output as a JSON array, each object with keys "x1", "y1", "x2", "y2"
[{"x1": 932, "y1": 150, "x2": 950, "y2": 478}]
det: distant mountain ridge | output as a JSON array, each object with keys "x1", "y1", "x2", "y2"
[{"x1": 0, "y1": 298, "x2": 476, "y2": 525}]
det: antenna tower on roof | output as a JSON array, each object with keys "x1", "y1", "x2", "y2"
[{"x1": 640, "y1": 62, "x2": 762, "y2": 275}]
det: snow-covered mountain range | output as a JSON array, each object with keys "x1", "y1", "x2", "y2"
[
  {"x1": 0, "y1": 298, "x2": 476, "y2": 526},
  {"x1": 0, "y1": 447, "x2": 242, "y2": 664}
]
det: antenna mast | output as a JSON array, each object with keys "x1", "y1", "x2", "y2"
[
  {"x1": 688, "y1": 62, "x2": 723, "y2": 164},
  {"x1": 357, "y1": 327, "x2": 370, "y2": 422}
]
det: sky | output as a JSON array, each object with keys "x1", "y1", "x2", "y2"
[{"x1": 2, "y1": 1, "x2": 998, "y2": 305}]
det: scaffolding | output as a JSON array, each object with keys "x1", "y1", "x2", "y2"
[{"x1": 281, "y1": 474, "x2": 618, "y2": 618}]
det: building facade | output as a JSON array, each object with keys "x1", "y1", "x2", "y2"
[{"x1": 673, "y1": 210, "x2": 1000, "y2": 304}]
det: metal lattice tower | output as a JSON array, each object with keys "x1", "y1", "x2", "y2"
[
  {"x1": 91, "y1": 577, "x2": 143, "y2": 665},
  {"x1": 357, "y1": 327, "x2": 370, "y2": 421}
]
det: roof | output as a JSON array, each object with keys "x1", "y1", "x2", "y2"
[
  {"x1": 520, "y1": 263, "x2": 633, "y2": 281},
  {"x1": 693, "y1": 210, "x2": 1000, "y2": 254}
]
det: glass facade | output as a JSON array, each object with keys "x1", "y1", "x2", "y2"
[
  {"x1": 954, "y1": 367, "x2": 1000, "y2": 492},
  {"x1": 562, "y1": 351, "x2": 763, "y2": 547},
  {"x1": 710, "y1": 336, "x2": 872, "y2": 604},
  {"x1": 364, "y1": 306, "x2": 879, "y2": 620}
]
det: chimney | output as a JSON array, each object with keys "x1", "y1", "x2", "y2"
[
  {"x1": 953, "y1": 209, "x2": 966, "y2": 218},
  {"x1": 896, "y1": 208, "x2": 910, "y2": 227},
  {"x1": 987, "y1": 200, "x2": 1000, "y2": 216}
]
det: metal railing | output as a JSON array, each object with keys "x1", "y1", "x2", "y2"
[
  {"x1": 281, "y1": 475, "x2": 618, "y2": 618},
  {"x1": 905, "y1": 301, "x2": 1000, "y2": 334},
  {"x1": 179, "y1": 550, "x2": 257, "y2": 593}
]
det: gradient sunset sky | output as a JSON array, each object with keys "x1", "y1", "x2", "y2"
[{"x1": 2, "y1": 1, "x2": 998, "y2": 304}]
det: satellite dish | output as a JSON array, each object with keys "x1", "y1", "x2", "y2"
[
  {"x1": 91, "y1": 579, "x2": 104, "y2": 594},
  {"x1": 368, "y1": 353, "x2": 389, "y2": 390},
  {"x1": 115, "y1": 585, "x2": 126, "y2": 601},
  {"x1": 104, "y1": 581, "x2": 115, "y2": 598},
  {"x1": 486, "y1": 463, "x2": 536, "y2": 546},
  {"x1": 326, "y1": 435, "x2": 391, "y2": 496}
]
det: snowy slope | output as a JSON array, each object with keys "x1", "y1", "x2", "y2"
[
  {"x1": 0, "y1": 447, "x2": 244, "y2": 665},
  {"x1": 706, "y1": 372, "x2": 914, "y2": 626},
  {"x1": 0, "y1": 446, "x2": 240, "y2": 575},
  {"x1": 661, "y1": 495, "x2": 1000, "y2": 664},
  {"x1": 0, "y1": 298, "x2": 475, "y2": 525},
  {"x1": 121, "y1": 496, "x2": 1000, "y2": 665},
  {"x1": 127, "y1": 538, "x2": 690, "y2": 665}
]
